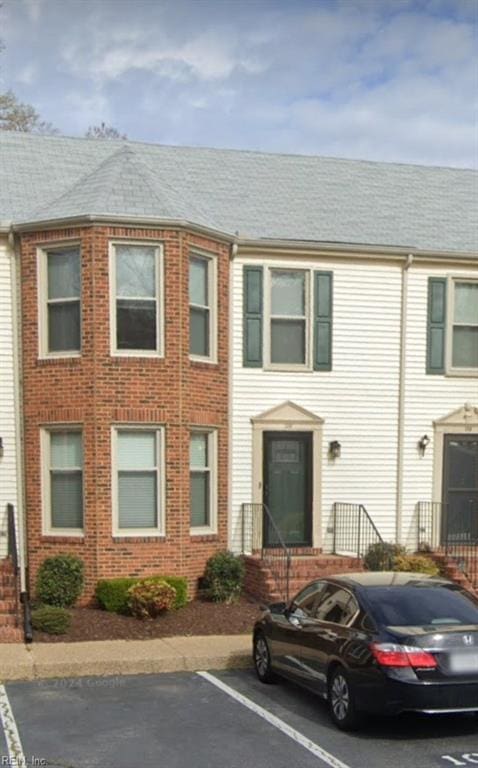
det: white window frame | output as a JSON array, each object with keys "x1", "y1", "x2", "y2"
[
  {"x1": 189, "y1": 429, "x2": 218, "y2": 535},
  {"x1": 41, "y1": 427, "x2": 84, "y2": 537},
  {"x1": 189, "y1": 250, "x2": 217, "y2": 363},
  {"x1": 109, "y1": 240, "x2": 164, "y2": 357},
  {"x1": 264, "y1": 266, "x2": 312, "y2": 371},
  {"x1": 111, "y1": 425, "x2": 166, "y2": 537},
  {"x1": 446, "y1": 276, "x2": 478, "y2": 378},
  {"x1": 37, "y1": 242, "x2": 82, "y2": 359}
]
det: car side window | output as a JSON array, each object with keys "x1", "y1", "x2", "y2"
[
  {"x1": 315, "y1": 587, "x2": 359, "y2": 626},
  {"x1": 291, "y1": 581, "x2": 326, "y2": 618}
]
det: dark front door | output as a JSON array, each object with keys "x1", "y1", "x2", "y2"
[
  {"x1": 442, "y1": 435, "x2": 478, "y2": 543},
  {"x1": 263, "y1": 432, "x2": 312, "y2": 547}
]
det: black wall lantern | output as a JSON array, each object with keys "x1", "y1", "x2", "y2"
[
  {"x1": 329, "y1": 440, "x2": 341, "y2": 459},
  {"x1": 418, "y1": 434, "x2": 430, "y2": 456}
]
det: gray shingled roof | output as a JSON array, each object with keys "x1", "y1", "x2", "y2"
[{"x1": 0, "y1": 131, "x2": 476, "y2": 254}]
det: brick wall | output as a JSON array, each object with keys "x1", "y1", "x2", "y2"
[{"x1": 20, "y1": 225, "x2": 230, "y2": 602}]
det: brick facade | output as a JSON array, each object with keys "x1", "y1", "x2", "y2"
[{"x1": 20, "y1": 225, "x2": 230, "y2": 602}]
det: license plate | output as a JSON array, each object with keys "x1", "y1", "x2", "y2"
[{"x1": 448, "y1": 652, "x2": 478, "y2": 674}]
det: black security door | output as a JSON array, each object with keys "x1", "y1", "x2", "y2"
[
  {"x1": 442, "y1": 435, "x2": 478, "y2": 543},
  {"x1": 263, "y1": 432, "x2": 312, "y2": 547}
]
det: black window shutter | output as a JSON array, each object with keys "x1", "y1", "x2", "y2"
[
  {"x1": 313, "y1": 271, "x2": 333, "y2": 371},
  {"x1": 427, "y1": 277, "x2": 447, "y2": 374},
  {"x1": 243, "y1": 266, "x2": 263, "y2": 367}
]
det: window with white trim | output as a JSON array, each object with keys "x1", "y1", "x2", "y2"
[
  {"x1": 39, "y1": 246, "x2": 81, "y2": 355},
  {"x1": 113, "y1": 428, "x2": 164, "y2": 534},
  {"x1": 189, "y1": 252, "x2": 216, "y2": 360},
  {"x1": 449, "y1": 279, "x2": 478, "y2": 371},
  {"x1": 268, "y1": 268, "x2": 309, "y2": 367},
  {"x1": 111, "y1": 243, "x2": 163, "y2": 354},
  {"x1": 190, "y1": 431, "x2": 217, "y2": 532},
  {"x1": 42, "y1": 429, "x2": 83, "y2": 534}
]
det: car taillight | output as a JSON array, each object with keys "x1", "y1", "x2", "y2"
[{"x1": 370, "y1": 643, "x2": 437, "y2": 669}]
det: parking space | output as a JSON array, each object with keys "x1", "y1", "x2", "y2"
[{"x1": 0, "y1": 669, "x2": 477, "y2": 768}]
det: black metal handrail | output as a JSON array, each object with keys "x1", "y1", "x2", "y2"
[
  {"x1": 417, "y1": 500, "x2": 478, "y2": 590},
  {"x1": 332, "y1": 502, "x2": 384, "y2": 559},
  {"x1": 7, "y1": 503, "x2": 19, "y2": 575},
  {"x1": 241, "y1": 503, "x2": 291, "y2": 602}
]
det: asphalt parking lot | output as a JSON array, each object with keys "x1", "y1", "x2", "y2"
[{"x1": 1, "y1": 669, "x2": 477, "y2": 768}]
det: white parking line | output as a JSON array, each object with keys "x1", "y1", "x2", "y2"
[
  {"x1": 198, "y1": 671, "x2": 352, "y2": 768},
  {"x1": 0, "y1": 684, "x2": 26, "y2": 766}
]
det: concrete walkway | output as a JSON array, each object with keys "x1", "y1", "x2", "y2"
[{"x1": 0, "y1": 635, "x2": 251, "y2": 681}]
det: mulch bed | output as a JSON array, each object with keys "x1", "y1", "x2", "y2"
[{"x1": 33, "y1": 596, "x2": 263, "y2": 643}]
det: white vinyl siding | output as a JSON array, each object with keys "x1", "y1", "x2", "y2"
[
  {"x1": 231, "y1": 256, "x2": 403, "y2": 552},
  {"x1": 41, "y1": 429, "x2": 84, "y2": 535},
  {"x1": 110, "y1": 242, "x2": 163, "y2": 356},
  {"x1": 112, "y1": 427, "x2": 165, "y2": 535},
  {"x1": 0, "y1": 237, "x2": 19, "y2": 557}
]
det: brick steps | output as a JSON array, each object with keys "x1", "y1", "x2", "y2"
[
  {"x1": 428, "y1": 552, "x2": 478, "y2": 595},
  {"x1": 0, "y1": 558, "x2": 21, "y2": 642},
  {"x1": 243, "y1": 553, "x2": 364, "y2": 603}
]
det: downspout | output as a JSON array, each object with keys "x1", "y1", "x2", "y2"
[
  {"x1": 227, "y1": 241, "x2": 238, "y2": 550},
  {"x1": 395, "y1": 253, "x2": 414, "y2": 545}
]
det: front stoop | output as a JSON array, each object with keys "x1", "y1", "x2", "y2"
[
  {"x1": 0, "y1": 559, "x2": 22, "y2": 642},
  {"x1": 428, "y1": 551, "x2": 478, "y2": 596},
  {"x1": 243, "y1": 553, "x2": 363, "y2": 603}
]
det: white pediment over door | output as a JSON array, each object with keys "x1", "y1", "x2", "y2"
[
  {"x1": 251, "y1": 400, "x2": 323, "y2": 425},
  {"x1": 434, "y1": 403, "x2": 478, "y2": 429}
]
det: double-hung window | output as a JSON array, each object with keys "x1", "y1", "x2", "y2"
[
  {"x1": 111, "y1": 242, "x2": 163, "y2": 354},
  {"x1": 449, "y1": 280, "x2": 478, "y2": 372},
  {"x1": 190, "y1": 431, "x2": 217, "y2": 533},
  {"x1": 40, "y1": 246, "x2": 81, "y2": 356},
  {"x1": 42, "y1": 429, "x2": 83, "y2": 534},
  {"x1": 189, "y1": 252, "x2": 216, "y2": 361},
  {"x1": 268, "y1": 269, "x2": 309, "y2": 367},
  {"x1": 113, "y1": 429, "x2": 164, "y2": 535}
]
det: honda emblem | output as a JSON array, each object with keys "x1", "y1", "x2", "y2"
[{"x1": 463, "y1": 635, "x2": 474, "y2": 646}]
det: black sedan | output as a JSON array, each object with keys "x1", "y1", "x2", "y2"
[{"x1": 252, "y1": 572, "x2": 478, "y2": 730}]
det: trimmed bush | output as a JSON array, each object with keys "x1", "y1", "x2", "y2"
[
  {"x1": 393, "y1": 554, "x2": 440, "y2": 576},
  {"x1": 31, "y1": 606, "x2": 71, "y2": 635},
  {"x1": 127, "y1": 579, "x2": 176, "y2": 620},
  {"x1": 363, "y1": 542, "x2": 406, "y2": 572},
  {"x1": 203, "y1": 550, "x2": 245, "y2": 603},
  {"x1": 96, "y1": 575, "x2": 188, "y2": 614},
  {"x1": 36, "y1": 554, "x2": 85, "y2": 608}
]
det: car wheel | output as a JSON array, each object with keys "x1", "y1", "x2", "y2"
[
  {"x1": 328, "y1": 667, "x2": 361, "y2": 731},
  {"x1": 253, "y1": 633, "x2": 276, "y2": 684}
]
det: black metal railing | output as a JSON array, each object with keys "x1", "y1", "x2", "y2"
[
  {"x1": 417, "y1": 500, "x2": 478, "y2": 589},
  {"x1": 332, "y1": 502, "x2": 384, "y2": 560},
  {"x1": 241, "y1": 503, "x2": 291, "y2": 602},
  {"x1": 7, "y1": 503, "x2": 19, "y2": 575}
]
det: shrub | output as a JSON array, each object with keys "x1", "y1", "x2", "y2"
[
  {"x1": 203, "y1": 551, "x2": 245, "y2": 603},
  {"x1": 96, "y1": 575, "x2": 188, "y2": 614},
  {"x1": 36, "y1": 554, "x2": 85, "y2": 608},
  {"x1": 393, "y1": 554, "x2": 440, "y2": 576},
  {"x1": 127, "y1": 579, "x2": 176, "y2": 619},
  {"x1": 31, "y1": 606, "x2": 71, "y2": 635},
  {"x1": 363, "y1": 542, "x2": 406, "y2": 572}
]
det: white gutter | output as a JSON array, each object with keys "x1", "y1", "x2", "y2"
[
  {"x1": 395, "y1": 253, "x2": 414, "y2": 545},
  {"x1": 227, "y1": 240, "x2": 239, "y2": 550},
  {"x1": 7, "y1": 230, "x2": 26, "y2": 593}
]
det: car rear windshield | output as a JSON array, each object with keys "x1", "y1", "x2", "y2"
[{"x1": 364, "y1": 586, "x2": 478, "y2": 628}]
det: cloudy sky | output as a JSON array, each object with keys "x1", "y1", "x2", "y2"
[{"x1": 1, "y1": 0, "x2": 477, "y2": 167}]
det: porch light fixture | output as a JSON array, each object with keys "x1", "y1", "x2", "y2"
[
  {"x1": 418, "y1": 434, "x2": 430, "y2": 457},
  {"x1": 0, "y1": 437, "x2": 3, "y2": 458},
  {"x1": 329, "y1": 440, "x2": 341, "y2": 460}
]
